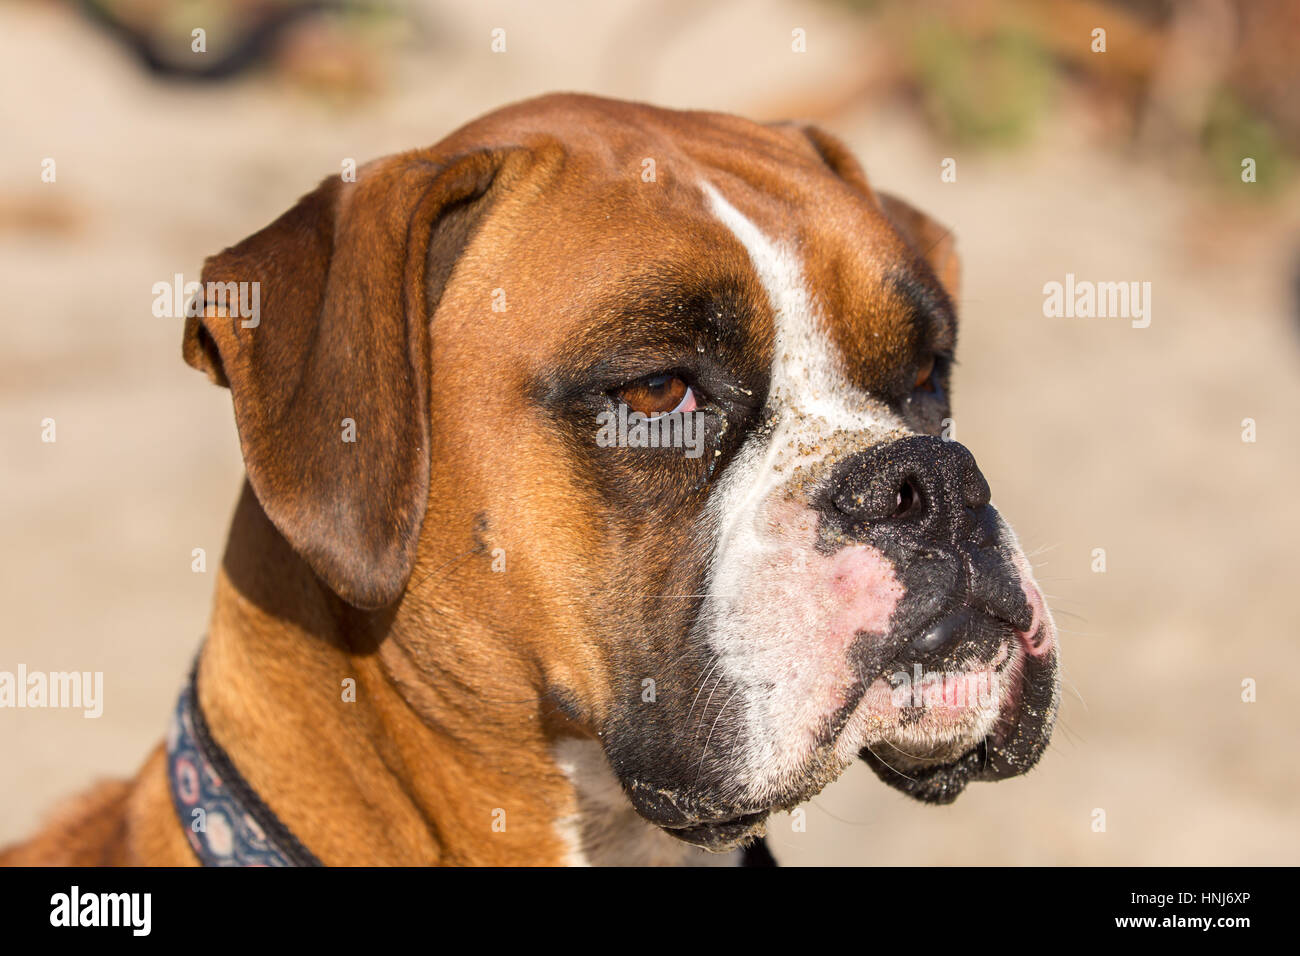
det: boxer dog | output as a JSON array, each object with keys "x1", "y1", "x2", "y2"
[{"x1": 3, "y1": 93, "x2": 1058, "y2": 866}]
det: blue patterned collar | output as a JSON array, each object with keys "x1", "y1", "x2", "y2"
[{"x1": 166, "y1": 664, "x2": 321, "y2": 867}]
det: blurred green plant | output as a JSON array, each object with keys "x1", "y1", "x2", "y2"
[
  {"x1": 908, "y1": 20, "x2": 1056, "y2": 148},
  {"x1": 1203, "y1": 89, "x2": 1295, "y2": 195}
]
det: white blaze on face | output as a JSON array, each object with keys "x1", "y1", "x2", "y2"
[{"x1": 696, "y1": 183, "x2": 912, "y2": 803}]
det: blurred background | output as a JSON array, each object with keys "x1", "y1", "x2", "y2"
[{"x1": 2, "y1": 0, "x2": 1298, "y2": 864}]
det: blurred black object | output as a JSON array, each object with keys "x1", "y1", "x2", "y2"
[{"x1": 78, "y1": 0, "x2": 344, "y2": 82}]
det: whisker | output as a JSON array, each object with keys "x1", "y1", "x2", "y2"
[
  {"x1": 408, "y1": 544, "x2": 482, "y2": 593},
  {"x1": 1023, "y1": 543, "x2": 1062, "y2": 560},
  {"x1": 861, "y1": 741, "x2": 918, "y2": 782},
  {"x1": 1059, "y1": 674, "x2": 1087, "y2": 710},
  {"x1": 685, "y1": 656, "x2": 722, "y2": 727},
  {"x1": 692, "y1": 671, "x2": 728, "y2": 741},
  {"x1": 693, "y1": 687, "x2": 740, "y2": 786},
  {"x1": 1047, "y1": 607, "x2": 1088, "y2": 622},
  {"x1": 804, "y1": 798, "x2": 878, "y2": 827}
]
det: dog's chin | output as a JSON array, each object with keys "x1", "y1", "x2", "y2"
[
  {"x1": 859, "y1": 737, "x2": 991, "y2": 804},
  {"x1": 658, "y1": 811, "x2": 772, "y2": 851},
  {"x1": 620, "y1": 779, "x2": 775, "y2": 852},
  {"x1": 648, "y1": 734, "x2": 989, "y2": 850},
  {"x1": 626, "y1": 636, "x2": 1058, "y2": 850}
]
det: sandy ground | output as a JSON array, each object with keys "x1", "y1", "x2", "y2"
[{"x1": 2, "y1": 0, "x2": 1298, "y2": 864}]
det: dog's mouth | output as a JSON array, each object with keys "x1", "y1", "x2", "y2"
[
  {"x1": 649, "y1": 635, "x2": 1054, "y2": 851},
  {"x1": 622, "y1": 607, "x2": 1058, "y2": 853},
  {"x1": 858, "y1": 623, "x2": 1060, "y2": 804}
]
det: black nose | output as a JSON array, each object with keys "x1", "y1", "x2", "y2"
[{"x1": 827, "y1": 436, "x2": 992, "y2": 544}]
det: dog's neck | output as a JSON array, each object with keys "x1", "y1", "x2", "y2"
[{"x1": 196, "y1": 483, "x2": 727, "y2": 865}]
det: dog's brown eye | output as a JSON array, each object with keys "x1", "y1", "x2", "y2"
[
  {"x1": 914, "y1": 354, "x2": 937, "y2": 392},
  {"x1": 616, "y1": 374, "x2": 696, "y2": 419}
]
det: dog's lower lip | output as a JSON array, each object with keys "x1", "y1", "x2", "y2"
[
  {"x1": 860, "y1": 736, "x2": 990, "y2": 803},
  {"x1": 662, "y1": 811, "x2": 769, "y2": 847},
  {"x1": 663, "y1": 809, "x2": 767, "y2": 831}
]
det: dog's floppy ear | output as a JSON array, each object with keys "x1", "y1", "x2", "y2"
[
  {"x1": 874, "y1": 193, "x2": 961, "y2": 304},
  {"x1": 775, "y1": 121, "x2": 960, "y2": 302},
  {"x1": 774, "y1": 121, "x2": 878, "y2": 203},
  {"x1": 183, "y1": 148, "x2": 520, "y2": 609}
]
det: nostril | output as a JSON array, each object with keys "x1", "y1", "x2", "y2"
[{"x1": 892, "y1": 477, "x2": 922, "y2": 519}]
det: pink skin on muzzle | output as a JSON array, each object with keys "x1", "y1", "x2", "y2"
[
  {"x1": 1011, "y1": 551, "x2": 1054, "y2": 658},
  {"x1": 827, "y1": 544, "x2": 905, "y2": 638},
  {"x1": 747, "y1": 503, "x2": 1054, "y2": 759}
]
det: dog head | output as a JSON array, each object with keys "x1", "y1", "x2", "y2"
[{"x1": 185, "y1": 94, "x2": 1059, "y2": 852}]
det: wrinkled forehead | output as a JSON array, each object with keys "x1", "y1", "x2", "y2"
[
  {"x1": 441, "y1": 113, "x2": 950, "y2": 408},
  {"x1": 696, "y1": 172, "x2": 955, "y2": 405}
]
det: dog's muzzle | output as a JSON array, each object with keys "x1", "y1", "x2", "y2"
[{"x1": 817, "y1": 435, "x2": 1060, "y2": 803}]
